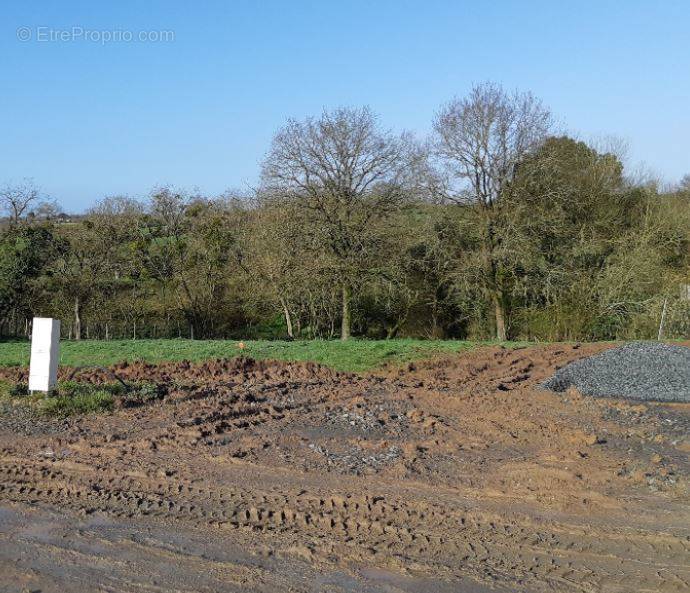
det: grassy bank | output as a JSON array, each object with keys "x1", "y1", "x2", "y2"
[
  {"x1": 0, "y1": 379, "x2": 166, "y2": 418},
  {"x1": 0, "y1": 338, "x2": 526, "y2": 373}
]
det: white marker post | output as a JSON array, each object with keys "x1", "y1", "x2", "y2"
[{"x1": 28, "y1": 318, "x2": 61, "y2": 393}]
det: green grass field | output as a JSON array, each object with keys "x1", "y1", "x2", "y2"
[{"x1": 0, "y1": 338, "x2": 528, "y2": 373}]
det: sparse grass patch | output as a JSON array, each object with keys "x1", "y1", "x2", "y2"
[
  {"x1": 38, "y1": 388, "x2": 115, "y2": 418},
  {"x1": 0, "y1": 379, "x2": 166, "y2": 418},
  {"x1": 0, "y1": 380, "x2": 125, "y2": 418}
]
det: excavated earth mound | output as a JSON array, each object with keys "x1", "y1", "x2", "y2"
[
  {"x1": 1, "y1": 344, "x2": 689, "y2": 593},
  {"x1": 542, "y1": 341, "x2": 690, "y2": 402},
  {"x1": 0, "y1": 356, "x2": 345, "y2": 385}
]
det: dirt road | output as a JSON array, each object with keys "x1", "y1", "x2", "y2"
[{"x1": 1, "y1": 345, "x2": 688, "y2": 592}]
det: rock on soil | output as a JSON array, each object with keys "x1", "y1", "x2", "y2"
[{"x1": 542, "y1": 341, "x2": 690, "y2": 402}]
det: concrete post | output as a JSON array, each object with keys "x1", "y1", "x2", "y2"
[{"x1": 28, "y1": 317, "x2": 60, "y2": 393}]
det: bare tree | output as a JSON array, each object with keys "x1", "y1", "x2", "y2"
[
  {"x1": 0, "y1": 179, "x2": 43, "y2": 225},
  {"x1": 432, "y1": 82, "x2": 553, "y2": 340},
  {"x1": 261, "y1": 107, "x2": 415, "y2": 340}
]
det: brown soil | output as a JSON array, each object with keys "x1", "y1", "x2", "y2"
[{"x1": 1, "y1": 344, "x2": 688, "y2": 592}]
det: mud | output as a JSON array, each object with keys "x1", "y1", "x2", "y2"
[{"x1": 1, "y1": 344, "x2": 689, "y2": 592}]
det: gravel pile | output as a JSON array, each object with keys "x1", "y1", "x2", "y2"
[{"x1": 543, "y1": 342, "x2": 690, "y2": 402}]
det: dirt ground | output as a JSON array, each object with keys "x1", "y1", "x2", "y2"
[{"x1": 0, "y1": 344, "x2": 689, "y2": 593}]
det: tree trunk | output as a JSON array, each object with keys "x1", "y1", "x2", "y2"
[
  {"x1": 279, "y1": 297, "x2": 294, "y2": 338},
  {"x1": 74, "y1": 296, "x2": 82, "y2": 341},
  {"x1": 340, "y1": 283, "x2": 351, "y2": 341},
  {"x1": 493, "y1": 291, "x2": 507, "y2": 342},
  {"x1": 482, "y1": 212, "x2": 507, "y2": 342},
  {"x1": 386, "y1": 323, "x2": 399, "y2": 339}
]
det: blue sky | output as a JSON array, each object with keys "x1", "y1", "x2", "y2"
[{"x1": 1, "y1": 0, "x2": 689, "y2": 211}]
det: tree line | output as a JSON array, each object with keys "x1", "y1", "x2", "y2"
[{"x1": 2, "y1": 83, "x2": 689, "y2": 341}]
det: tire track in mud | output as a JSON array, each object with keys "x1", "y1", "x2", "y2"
[{"x1": 1, "y1": 457, "x2": 688, "y2": 592}]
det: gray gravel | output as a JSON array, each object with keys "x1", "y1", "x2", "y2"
[
  {"x1": 542, "y1": 342, "x2": 690, "y2": 402},
  {"x1": 308, "y1": 442, "x2": 401, "y2": 474}
]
